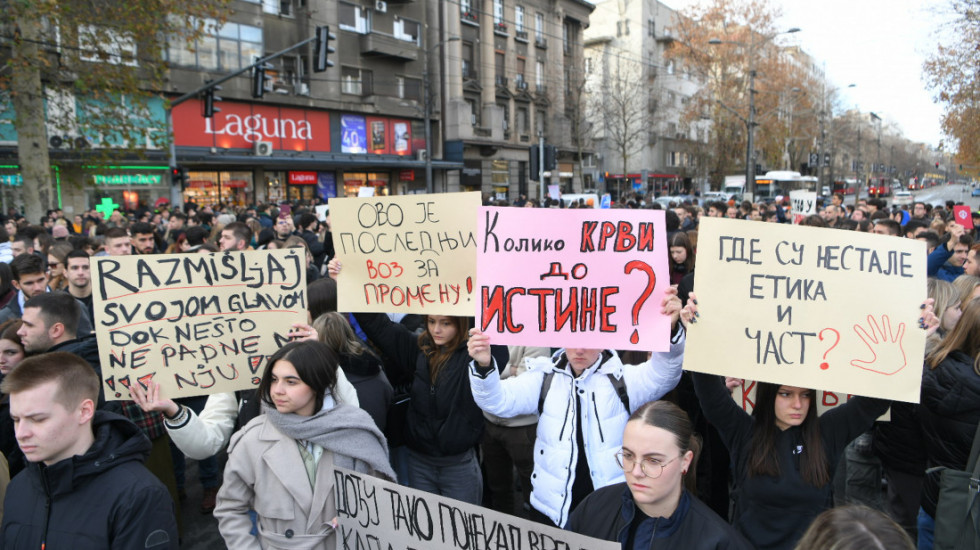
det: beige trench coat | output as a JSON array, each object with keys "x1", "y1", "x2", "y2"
[{"x1": 214, "y1": 415, "x2": 373, "y2": 550}]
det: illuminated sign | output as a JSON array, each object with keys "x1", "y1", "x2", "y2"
[{"x1": 92, "y1": 174, "x2": 162, "y2": 185}]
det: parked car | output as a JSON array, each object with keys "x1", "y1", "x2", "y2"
[
  {"x1": 893, "y1": 190, "x2": 913, "y2": 206},
  {"x1": 972, "y1": 187, "x2": 980, "y2": 197}
]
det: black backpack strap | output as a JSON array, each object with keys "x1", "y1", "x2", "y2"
[
  {"x1": 606, "y1": 373, "x2": 630, "y2": 412},
  {"x1": 538, "y1": 371, "x2": 555, "y2": 415}
]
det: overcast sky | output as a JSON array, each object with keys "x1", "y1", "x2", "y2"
[{"x1": 663, "y1": 0, "x2": 951, "y2": 149}]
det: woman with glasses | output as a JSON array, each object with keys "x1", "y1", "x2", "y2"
[
  {"x1": 566, "y1": 400, "x2": 751, "y2": 549},
  {"x1": 680, "y1": 292, "x2": 935, "y2": 550}
]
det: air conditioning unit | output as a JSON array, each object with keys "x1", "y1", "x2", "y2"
[
  {"x1": 375, "y1": 0, "x2": 387, "y2": 12},
  {"x1": 254, "y1": 141, "x2": 273, "y2": 156},
  {"x1": 296, "y1": 82, "x2": 310, "y2": 96},
  {"x1": 416, "y1": 149, "x2": 427, "y2": 161}
]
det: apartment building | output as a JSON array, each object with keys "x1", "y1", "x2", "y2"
[
  {"x1": 583, "y1": 0, "x2": 709, "y2": 198},
  {"x1": 434, "y1": 0, "x2": 594, "y2": 200}
]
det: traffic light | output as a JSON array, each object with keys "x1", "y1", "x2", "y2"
[
  {"x1": 202, "y1": 81, "x2": 222, "y2": 118},
  {"x1": 936, "y1": 162, "x2": 940, "y2": 168},
  {"x1": 252, "y1": 63, "x2": 273, "y2": 98},
  {"x1": 170, "y1": 166, "x2": 187, "y2": 187},
  {"x1": 314, "y1": 26, "x2": 336, "y2": 72},
  {"x1": 529, "y1": 145, "x2": 540, "y2": 181},
  {"x1": 544, "y1": 145, "x2": 557, "y2": 171}
]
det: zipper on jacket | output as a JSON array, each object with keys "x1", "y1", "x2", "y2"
[
  {"x1": 40, "y1": 469, "x2": 52, "y2": 550},
  {"x1": 558, "y1": 389, "x2": 572, "y2": 441},
  {"x1": 591, "y1": 393, "x2": 605, "y2": 443},
  {"x1": 647, "y1": 518, "x2": 659, "y2": 550}
]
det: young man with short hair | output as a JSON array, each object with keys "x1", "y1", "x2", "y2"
[
  {"x1": 0, "y1": 254, "x2": 48, "y2": 323},
  {"x1": 1, "y1": 353, "x2": 178, "y2": 549},
  {"x1": 130, "y1": 222, "x2": 158, "y2": 255},
  {"x1": 103, "y1": 227, "x2": 132, "y2": 256},
  {"x1": 65, "y1": 249, "x2": 94, "y2": 322},
  {"x1": 218, "y1": 221, "x2": 252, "y2": 252}
]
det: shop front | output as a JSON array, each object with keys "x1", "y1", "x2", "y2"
[
  {"x1": 342, "y1": 172, "x2": 390, "y2": 197},
  {"x1": 183, "y1": 170, "x2": 254, "y2": 207},
  {"x1": 460, "y1": 160, "x2": 482, "y2": 193},
  {"x1": 286, "y1": 171, "x2": 319, "y2": 201}
]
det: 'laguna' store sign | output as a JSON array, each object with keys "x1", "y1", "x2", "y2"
[{"x1": 173, "y1": 99, "x2": 332, "y2": 152}]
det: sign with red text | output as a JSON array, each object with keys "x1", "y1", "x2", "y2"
[
  {"x1": 477, "y1": 207, "x2": 670, "y2": 351},
  {"x1": 732, "y1": 380, "x2": 889, "y2": 420},
  {"x1": 289, "y1": 171, "x2": 317, "y2": 185},
  {"x1": 92, "y1": 249, "x2": 307, "y2": 400},
  {"x1": 333, "y1": 192, "x2": 481, "y2": 315},
  {"x1": 173, "y1": 99, "x2": 331, "y2": 152},
  {"x1": 684, "y1": 218, "x2": 927, "y2": 402},
  {"x1": 334, "y1": 467, "x2": 617, "y2": 550}
]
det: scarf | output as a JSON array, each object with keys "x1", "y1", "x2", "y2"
[{"x1": 263, "y1": 402, "x2": 396, "y2": 481}]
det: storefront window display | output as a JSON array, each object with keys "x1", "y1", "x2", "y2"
[
  {"x1": 183, "y1": 171, "x2": 254, "y2": 207},
  {"x1": 342, "y1": 172, "x2": 390, "y2": 197},
  {"x1": 491, "y1": 160, "x2": 509, "y2": 201}
]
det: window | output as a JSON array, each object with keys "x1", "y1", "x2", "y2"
[
  {"x1": 461, "y1": 0, "x2": 470, "y2": 13},
  {"x1": 515, "y1": 6, "x2": 525, "y2": 32},
  {"x1": 536, "y1": 109, "x2": 547, "y2": 134},
  {"x1": 394, "y1": 18, "x2": 420, "y2": 44},
  {"x1": 667, "y1": 122, "x2": 677, "y2": 135},
  {"x1": 666, "y1": 60, "x2": 675, "y2": 75},
  {"x1": 169, "y1": 20, "x2": 262, "y2": 71},
  {"x1": 648, "y1": 18, "x2": 655, "y2": 37},
  {"x1": 263, "y1": 0, "x2": 292, "y2": 16},
  {"x1": 493, "y1": 0, "x2": 504, "y2": 25},
  {"x1": 462, "y1": 42, "x2": 475, "y2": 78},
  {"x1": 535, "y1": 13, "x2": 544, "y2": 41},
  {"x1": 535, "y1": 60, "x2": 544, "y2": 86},
  {"x1": 517, "y1": 107, "x2": 529, "y2": 133},
  {"x1": 341, "y1": 66, "x2": 372, "y2": 95},
  {"x1": 395, "y1": 76, "x2": 422, "y2": 100},
  {"x1": 466, "y1": 99, "x2": 479, "y2": 125},
  {"x1": 492, "y1": 159, "x2": 509, "y2": 186},
  {"x1": 499, "y1": 103, "x2": 509, "y2": 132},
  {"x1": 667, "y1": 91, "x2": 675, "y2": 106},
  {"x1": 584, "y1": 57, "x2": 592, "y2": 73},
  {"x1": 495, "y1": 52, "x2": 505, "y2": 79},
  {"x1": 339, "y1": 3, "x2": 370, "y2": 34},
  {"x1": 79, "y1": 25, "x2": 138, "y2": 66}
]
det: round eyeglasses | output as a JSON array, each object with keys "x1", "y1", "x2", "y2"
[{"x1": 614, "y1": 451, "x2": 678, "y2": 479}]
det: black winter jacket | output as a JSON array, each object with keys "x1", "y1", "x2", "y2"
[
  {"x1": 566, "y1": 484, "x2": 752, "y2": 550},
  {"x1": 339, "y1": 349, "x2": 394, "y2": 431},
  {"x1": 353, "y1": 312, "x2": 507, "y2": 456},
  {"x1": 693, "y1": 372, "x2": 889, "y2": 550},
  {"x1": 920, "y1": 350, "x2": 980, "y2": 518},
  {"x1": 1, "y1": 411, "x2": 178, "y2": 549}
]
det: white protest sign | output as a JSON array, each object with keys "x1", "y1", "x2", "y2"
[
  {"x1": 92, "y1": 249, "x2": 307, "y2": 400},
  {"x1": 790, "y1": 190, "x2": 817, "y2": 217},
  {"x1": 334, "y1": 467, "x2": 618, "y2": 550},
  {"x1": 685, "y1": 218, "x2": 927, "y2": 403}
]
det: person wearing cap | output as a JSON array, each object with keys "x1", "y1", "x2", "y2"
[{"x1": 51, "y1": 224, "x2": 70, "y2": 240}]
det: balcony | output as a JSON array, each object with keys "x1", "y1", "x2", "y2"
[
  {"x1": 359, "y1": 32, "x2": 419, "y2": 62},
  {"x1": 495, "y1": 75, "x2": 508, "y2": 88},
  {"x1": 493, "y1": 22, "x2": 508, "y2": 36},
  {"x1": 535, "y1": 84, "x2": 547, "y2": 95},
  {"x1": 461, "y1": 11, "x2": 479, "y2": 25},
  {"x1": 515, "y1": 30, "x2": 528, "y2": 42},
  {"x1": 515, "y1": 78, "x2": 528, "y2": 91},
  {"x1": 535, "y1": 37, "x2": 547, "y2": 49}
]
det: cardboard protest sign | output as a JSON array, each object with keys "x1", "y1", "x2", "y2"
[
  {"x1": 789, "y1": 190, "x2": 817, "y2": 224},
  {"x1": 685, "y1": 218, "x2": 927, "y2": 403},
  {"x1": 332, "y1": 192, "x2": 481, "y2": 315},
  {"x1": 334, "y1": 467, "x2": 618, "y2": 550},
  {"x1": 92, "y1": 249, "x2": 307, "y2": 400},
  {"x1": 732, "y1": 379, "x2": 889, "y2": 420},
  {"x1": 477, "y1": 207, "x2": 670, "y2": 351}
]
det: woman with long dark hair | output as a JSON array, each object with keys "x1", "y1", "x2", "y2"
[
  {"x1": 681, "y1": 292, "x2": 932, "y2": 550},
  {"x1": 917, "y1": 297, "x2": 980, "y2": 549},
  {"x1": 215, "y1": 341, "x2": 394, "y2": 549},
  {"x1": 668, "y1": 232, "x2": 695, "y2": 287},
  {"x1": 567, "y1": 400, "x2": 751, "y2": 549},
  {"x1": 329, "y1": 259, "x2": 506, "y2": 505}
]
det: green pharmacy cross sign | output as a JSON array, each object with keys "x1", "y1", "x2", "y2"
[{"x1": 96, "y1": 197, "x2": 120, "y2": 220}]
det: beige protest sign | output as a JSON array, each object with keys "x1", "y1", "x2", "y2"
[
  {"x1": 332, "y1": 192, "x2": 481, "y2": 315},
  {"x1": 92, "y1": 249, "x2": 307, "y2": 400},
  {"x1": 685, "y1": 218, "x2": 927, "y2": 403},
  {"x1": 334, "y1": 467, "x2": 618, "y2": 550}
]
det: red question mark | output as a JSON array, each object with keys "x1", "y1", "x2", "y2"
[
  {"x1": 624, "y1": 260, "x2": 656, "y2": 344},
  {"x1": 819, "y1": 328, "x2": 840, "y2": 370}
]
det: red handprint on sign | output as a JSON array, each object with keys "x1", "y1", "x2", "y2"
[{"x1": 850, "y1": 314, "x2": 907, "y2": 376}]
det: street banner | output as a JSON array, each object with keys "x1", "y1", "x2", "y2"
[
  {"x1": 685, "y1": 218, "x2": 927, "y2": 402},
  {"x1": 333, "y1": 467, "x2": 618, "y2": 550},
  {"x1": 92, "y1": 249, "x2": 307, "y2": 400},
  {"x1": 476, "y1": 207, "x2": 671, "y2": 351},
  {"x1": 333, "y1": 192, "x2": 481, "y2": 315},
  {"x1": 789, "y1": 190, "x2": 817, "y2": 224}
]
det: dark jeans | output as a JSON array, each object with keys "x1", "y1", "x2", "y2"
[
  {"x1": 406, "y1": 447, "x2": 483, "y2": 505},
  {"x1": 170, "y1": 395, "x2": 220, "y2": 490},
  {"x1": 481, "y1": 421, "x2": 537, "y2": 515},
  {"x1": 918, "y1": 507, "x2": 935, "y2": 550},
  {"x1": 883, "y1": 466, "x2": 923, "y2": 540}
]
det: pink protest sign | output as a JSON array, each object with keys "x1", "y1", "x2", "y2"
[{"x1": 476, "y1": 207, "x2": 670, "y2": 351}]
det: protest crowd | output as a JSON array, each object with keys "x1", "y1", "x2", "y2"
[{"x1": 0, "y1": 189, "x2": 976, "y2": 550}]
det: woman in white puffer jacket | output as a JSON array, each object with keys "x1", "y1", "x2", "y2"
[{"x1": 466, "y1": 288, "x2": 685, "y2": 528}]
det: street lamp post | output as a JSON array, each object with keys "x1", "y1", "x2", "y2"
[
  {"x1": 423, "y1": 36, "x2": 460, "y2": 194},
  {"x1": 709, "y1": 27, "x2": 800, "y2": 202}
]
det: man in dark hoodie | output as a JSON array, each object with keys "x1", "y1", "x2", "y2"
[{"x1": 0, "y1": 352, "x2": 177, "y2": 549}]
